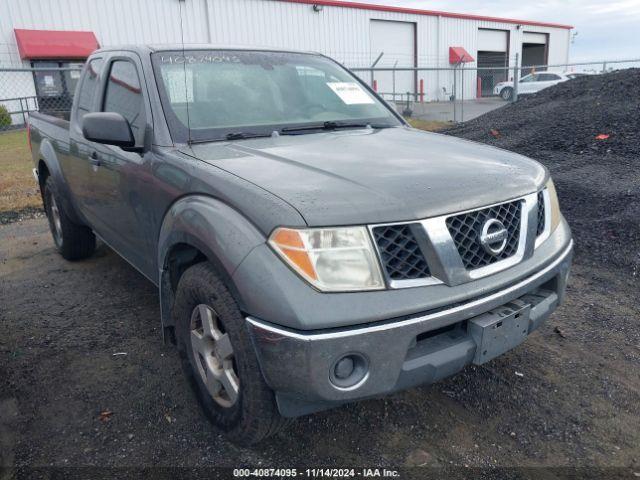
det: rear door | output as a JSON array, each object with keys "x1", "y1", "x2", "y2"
[
  {"x1": 65, "y1": 57, "x2": 105, "y2": 218},
  {"x1": 534, "y1": 73, "x2": 563, "y2": 92},
  {"x1": 88, "y1": 53, "x2": 157, "y2": 278}
]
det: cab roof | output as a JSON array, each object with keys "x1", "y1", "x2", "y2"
[{"x1": 93, "y1": 44, "x2": 320, "y2": 56}]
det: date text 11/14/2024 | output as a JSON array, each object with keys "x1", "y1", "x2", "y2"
[{"x1": 232, "y1": 468, "x2": 401, "y2": 478}]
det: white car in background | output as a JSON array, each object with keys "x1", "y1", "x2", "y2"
[{"x1": 494, "y1": 72, "x2": 570, "y2": 100}]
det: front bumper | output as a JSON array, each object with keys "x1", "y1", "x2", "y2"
[{"x1": 246, "y1": 240, "x2": 573, "y2": 417}]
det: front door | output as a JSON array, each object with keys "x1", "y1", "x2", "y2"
[
  {"x1": 88, "y1": 56, "x2": 156, "y2": 278},
  {"x1": 518, "y1": 74, "x2": 539, "y2": 94}
]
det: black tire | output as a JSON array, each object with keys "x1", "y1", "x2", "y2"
[
  {"x1": 173, "y1": 262, "x2": 289, "y2": 445},
  {"x1": 500, "y1": 87, "x2": 513, "y2": 101},
  {"x1": 43, "y1": 176, "x2": 96, "y2": 261}
]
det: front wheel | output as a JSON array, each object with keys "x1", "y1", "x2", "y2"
[
  {"x1": 173, "y1": 262, "x2": 289, "y2": 445},
  {"x1": 43, "y1": 176, "x2": 96, "y2": 260},
  {"x1": 500, "y1": 87, "x2": 514, "y2": 101}
]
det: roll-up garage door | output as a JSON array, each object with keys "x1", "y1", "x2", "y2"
[
  {"x1": 369, "y1": 20, "x2": 416, "y2": 100},
  {"x1": 522, "y1": 31, "x2": 549, "y2": 74},
  {"x1": 478, "y1": 29, "x2": 508, "y2": 52},
  {"x1": 523, "y1": 32, "x2": 548, "y2": 44},
  {"x1": 477, "y1": 29, "x2": 509, "y2": 96}
]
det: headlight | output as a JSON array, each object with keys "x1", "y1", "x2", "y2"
[
  {"x1": 546, "y1": 178, "x2": 561, "y2": 232},
  {"x1": 269, "y1": 226, "x2": 385, "y2": 292}
]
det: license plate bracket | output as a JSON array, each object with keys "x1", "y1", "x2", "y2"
[{"x1": 469, "y1": 300, "x2": 531, "y2": 365}]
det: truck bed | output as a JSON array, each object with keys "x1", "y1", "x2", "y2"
[{"x1": 28, "y1": 111, "x2": 71, "y2": 158}]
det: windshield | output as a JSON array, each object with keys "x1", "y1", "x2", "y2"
[{"x1": 152, "y1": 50, "x2": 402, "y2": 143}]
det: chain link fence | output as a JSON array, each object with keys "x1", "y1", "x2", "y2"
[
  {"x1": 0, "y1": 67, "x2": 82, "y2": 132},
  {"x1": 1, "y1": 59, "x2": 639, "y2": 133},
  {"x1": 349, "y1": 58, "x2": 640, "y2": 124}
]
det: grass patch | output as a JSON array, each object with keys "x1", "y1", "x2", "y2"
[
  {"x1": 406, "y1": 118, "x2": 453, "y2": 132},
  {"x1": 0, "y1": 130, "x2": 41, "y2": 213}
]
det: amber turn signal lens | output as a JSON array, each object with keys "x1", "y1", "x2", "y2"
[
  {"x1": 272, "y1": 228, "x2": 305, "y2": 249},
  {"x1": 269, "y1": 228, "x2": 317, "y2": 280}
]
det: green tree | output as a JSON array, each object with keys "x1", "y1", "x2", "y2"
[{"x1": 0, "y1": 105, "x2": 12, "y2": 128}]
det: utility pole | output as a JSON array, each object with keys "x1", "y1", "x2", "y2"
[
  {"x1": 513, "y1": 52, "x2": 520, "y2": 102},
  {"x1": 453, "y1": 65, "x2": 457, "y2": 123},
  {"x1": 461, "y1": 63, "x2": 465, "y2": 122}
]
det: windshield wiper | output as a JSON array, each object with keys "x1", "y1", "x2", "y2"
[
  {"x1": 280, "y1": 121, "x2": 391, "y2": 134},
  {"x1": 225, "y1": 132, "x2": 273, "y2": 141},
  {"x1": 188, "y1": 124, "x2": 391, "y2": 144},
  {"x1": 187, "y1": 132, "x2": 274, "y2": 144}
]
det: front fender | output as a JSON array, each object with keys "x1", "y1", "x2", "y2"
[{"x1": 157, "y1": 195, "x2": 266, "y2": 335}]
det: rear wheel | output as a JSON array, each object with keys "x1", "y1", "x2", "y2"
[
  {"x1": 43, "y1": 176, "x2": 96, "y2": 260},
  {"x1": 500, "y1": 87, "x2": 514, "y2": 101},
  {"x1": 173, "y1": 262, "x2": 289, "y2": 445}
]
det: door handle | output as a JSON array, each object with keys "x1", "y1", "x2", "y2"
[{"x1": 89, "y1": 151, "x2": 101, "y2": 167}]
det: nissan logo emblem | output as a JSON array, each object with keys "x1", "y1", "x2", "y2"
[{"x1": 479, "y1": 218, "x2": 508, "y2": 256}]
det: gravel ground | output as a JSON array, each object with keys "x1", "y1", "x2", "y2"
[
  {"x1": 2, "y1": 219, "x2": 639, "y2": 476},
  {"x1": 1, "y1": 70, "x2": 640, "y2": 476},
  {"x1": 0, "y1": 207, "x2": 44, "y2": 226}
]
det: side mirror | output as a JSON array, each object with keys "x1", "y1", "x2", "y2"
[{"x1": 82, "y1": 112, "x2": 135, "y2": 149}]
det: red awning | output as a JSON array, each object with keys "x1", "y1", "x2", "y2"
[
  {"x1": 14, "y1": 29, "x2": 99, "y2": 60},
  {"x1": 449, "y1": 46, "x2": 474, "y2": 65}
]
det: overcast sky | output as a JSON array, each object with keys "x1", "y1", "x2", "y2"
[{"x1": 366, "y1": 0, "x2": 640, "y2": 63}]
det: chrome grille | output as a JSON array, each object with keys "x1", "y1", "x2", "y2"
[
  {"x1": 372, "y1": 224, "x2": 430, "y2": 281},
  {"x1": 446, "y1": 200, "x2": 522, "y2": 270},
  {"x1": 536, "y1": 190, "x2": 546, "y2": 237}
]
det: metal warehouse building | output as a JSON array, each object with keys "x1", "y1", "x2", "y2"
[{"x1": 0, "y1": 0, "x2": 572, "y2": 116}]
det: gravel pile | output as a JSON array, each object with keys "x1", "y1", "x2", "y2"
[{"x1": 446, "y1": 69, "x2": 640, "y2": 274}]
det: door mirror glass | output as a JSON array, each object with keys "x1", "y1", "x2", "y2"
[{"x1": 82, "y1": 112, "x2": 135, "y2": 148}]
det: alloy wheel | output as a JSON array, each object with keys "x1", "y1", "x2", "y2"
[
  {"x1": 47, "y1": 193, "x2": 63, "y2": 247},
  {"x1": 189, "y1": 304, "x2": 240, "y2": 408}
]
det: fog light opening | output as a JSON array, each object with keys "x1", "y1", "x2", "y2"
[
  {"x1": 330, "y1": 353, "x2": 369, "y2": 390},
  {"x1": 334, "y1": 356, "x2": 354, "y2": 379}
]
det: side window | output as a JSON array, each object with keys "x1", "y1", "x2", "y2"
[
  {"x1": 539, "y1": 73, "x2": 560, "y2": 81},
  {"x1": 76, "y1": 58, "x2": 103, "y2": 121},
  {"x1": 103, "y1": 60, "x2": 146, "y2": 145}
]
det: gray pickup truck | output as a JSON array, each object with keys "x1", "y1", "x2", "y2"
[{"x1": 28, "y1": 45, "x2": 573, "y2": 445}]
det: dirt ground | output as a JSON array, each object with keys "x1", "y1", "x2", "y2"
[{"x1": 1, "y1": 216, "x2": 639, "y2": 475}]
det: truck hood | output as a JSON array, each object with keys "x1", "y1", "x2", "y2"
[{"x1": 186, "y1": 127, "x2": 547, "y2": 226}]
